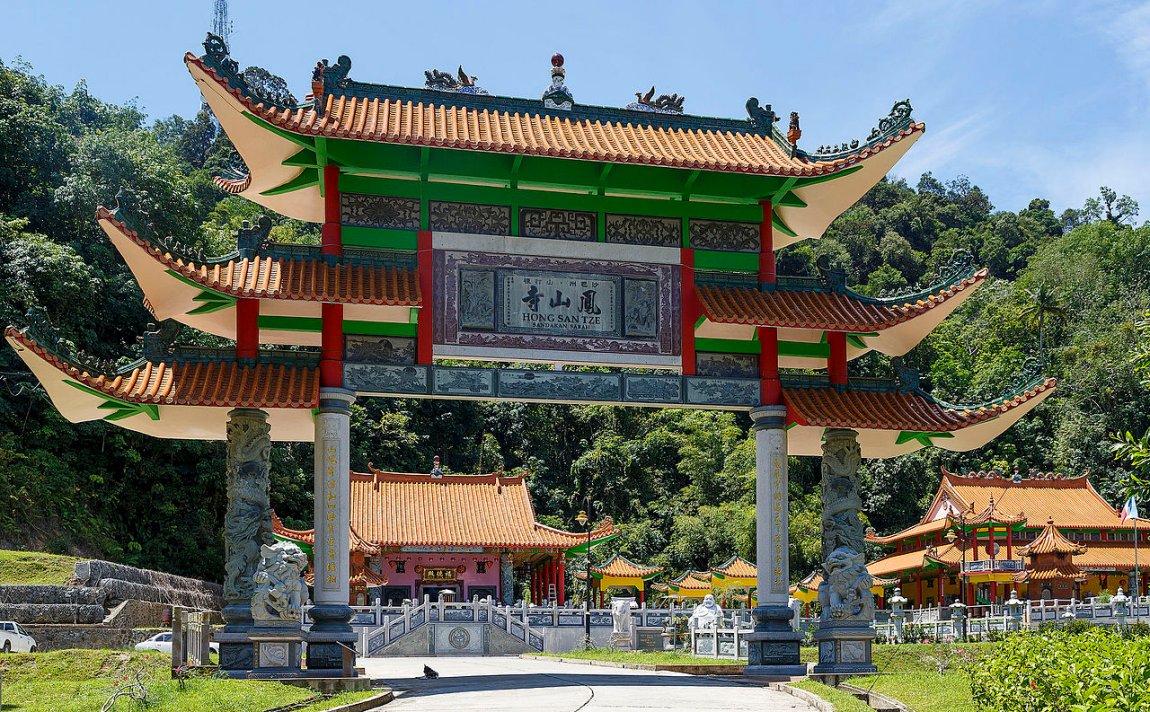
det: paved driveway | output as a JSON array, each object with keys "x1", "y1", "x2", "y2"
[{"x1": 361, "y1": 656, "x2": 815, "y2": 711}]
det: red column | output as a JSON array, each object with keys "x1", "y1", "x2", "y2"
[
  {"x1": 759, "y1": 326, "x2": 781, "y2": 406},
  {"x1": 558, "y1": 557, "x2": 566, "y2": 606},
  {"x1": 320, "y1": 165, "x2": 344, "y2": 387},
  {"x1": 599, "y1": 589, "x2": 605, "y2": 608},
  {"x1": 758, "y1": 199, "x2": 776, "y2": 284},
  {"x1": 321, "y1": 165, "x2": 342, "y2": 256},
  {"x1": 235, "y1": 298, "x2": 259, "y2": 359},
  {"x1": 680, "y1": 247, "x2": 697, "y2": 376},
  {"x1": 416, "y1": 230, "x2": 434, "y2": 365},
  {"x1": 639, "y1": 586, "x2": 645, "y2": 606},
  {"x1": 827, "y1": 332, "x2": 847, "y2": 385},
  {"x1": 1007, "y1": 528, "x2": 1013, "y2": 559}
]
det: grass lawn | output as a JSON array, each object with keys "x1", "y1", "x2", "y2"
[
  {"x1": 791, "y1": 680, "x2": 873, "y2": 712},
  {"x1": 537, "y1": 647, "x2": 743, "y2": 665},
  {"x1": 0, "y1": 650, "x2": 380, "y2": 712},
  {"x1": 0, "y1": 549, "x2": 83, "y2": 585}
]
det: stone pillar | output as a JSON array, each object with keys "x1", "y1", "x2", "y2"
[
  {"x1": 501, "y1": 551, "x2": 515, "y2": 605},
  {"x1": 218, "y1": 408, "x2": 273, "y2": 673},
  {"x1": 744, "y1": 405, "x2": 806, "y2": 678},
  {"x1": 812, "y1": 428, "x2": 877, "y2": 680},
  {"x1": 307, "y1": 388, "x2": 357, "y2": 674}
]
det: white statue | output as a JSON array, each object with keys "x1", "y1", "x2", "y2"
[
  {"x1": 251, "y1": 540, "x2": 309, "y2": 624},
  {"x1": 611, "y1": 597, "x2": 638, "y2": 635},
  {"x1": 787, "y1": 596, "x2": 802, "y2": 631},
  {"x1": 688, "y1": 593, "x2": 723, "y2": 630}
]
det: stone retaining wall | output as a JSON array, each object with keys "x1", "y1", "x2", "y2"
[
  {"x1": 21, "y1": 624, "x2": 165, "y2": 652},
  {"x1": 71, "y1": 560, "x2": 222, "y2": 610},
  {"x1": 0, "y1": 603, "x2": 106, "y2": 624},
  {"x1": 0, "y1": 585, "x2": 106, "y2": 605}
]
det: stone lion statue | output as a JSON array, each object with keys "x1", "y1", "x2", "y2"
[
  {"x1": 251, "y1": 541, "x2": 309, "y2": 624},
  {"x1": 817, "y1": 547, "x2": 875, "y2": 622}
]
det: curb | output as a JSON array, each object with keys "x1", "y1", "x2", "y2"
[
  {"x1": 775, "y1": 683, "x2": 836, "y2": 712},
  {"x1": 839, "y1": 682, "x2": 908, "y2": 712},
  {"x1": 519, "y1": 654, "x2": 744, "y2": 675},
  {"x1": 317, "y1": 690, "x2": 395, "y2": 712}
]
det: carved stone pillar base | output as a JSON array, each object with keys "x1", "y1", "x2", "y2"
[
  {"x1": 811, "y1": 620, "x2": 877, "y2": 677},
  {"x1": 744, "y1": 604, "x2": 807, "y2": 679}
]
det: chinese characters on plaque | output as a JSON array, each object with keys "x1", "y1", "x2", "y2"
[
  {"x1": 770, "y1": 453, "x2": 787, "y2": 595},
  {"x1": 502, "y1": 272, "x2": 618, "y2": 335},
  {"x1": 322, "y1": 440, "x2": 339, "y2": 592}
]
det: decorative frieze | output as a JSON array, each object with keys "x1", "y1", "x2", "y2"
[
  {"x1": 344, "y1": 335, "x2": 416, "y2": 364},
  {"x1": 459, "y1": 270, "x2": 496, "y2": 330},
  {"x1": 686, "y1": 378, "x2": 760, "y2": 406},
  {"x1": 429, "y1": 201, "x2": 510, "y2": 235},
  {"x1": 519, "y1": 208, "x2": 597, "y2": 241},
  {"x1": 341, "y1": 194, "x2": 420, "y2": 230},
  {"x1": 623, "y1": 280, "x2": 658, "y2": 338},
  {"x1": 689, "y1": 219, "x2": 759, "y2": 252},
  {"x1": 696, "y1": 352, "x2": 758, "y2": 378},
  {"x1": 605, "y1": 214, "x2": 679, "y2": 247}
]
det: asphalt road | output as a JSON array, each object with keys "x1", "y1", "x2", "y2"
[{"x1": 361, "y1": 656, "x2": 816, "y2": 711}]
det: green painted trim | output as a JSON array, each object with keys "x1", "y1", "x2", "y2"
[
  {"x1": 242, "y1": 113, "x2": 317, "y2": 150},
  {"x1": 257, "y1": 315, "x2": 418, "y2": 337},
  {"x1": 694, "y1": 315, "x2": 707, "y2": 330},
  {"x1": 771, "y1": 177, "x2": 799, "y2": 204},
  {"x1": 341, "y1": 226, "x2": 419, "y2": 250},
  {"x1": 695, "y1": 338, "x2": 760, "y2": 355},
  {"x1": 846, "y1": 333, "x2": 878, "y2": 350},
  {"x1": 64, "y1": 380, "x2": 160, "y2": 421},
  {"x1": 790, "y1": 165, "x2": 863, "y2": 189},
  {"x1": 775, "y1": 191, "x2": 807, "y2": 208},
  {"x1": 283, "y1": 147, "x2": 319, "y2": 167},
  {"x1": 895, "y1": 431, "x2": 956, "y2": 448},
  {"x1": 778, "y1": 340, "x2": 830, "y2": 358},
  {"x1": 694, "y1": 250, "x2": 758, "y2": 273},
  {"x1": 771, "y1": 210, "x2": 798, "y2": 238},
  {"x1": 565, "y1": 532, "x2": 619, "y2": 556},
  {"x1": 261, "y1": 168, "x2": 320, "y2": 197},
  {"x1": 165, "y1": 270, "x2": 236, "y2": 315}
]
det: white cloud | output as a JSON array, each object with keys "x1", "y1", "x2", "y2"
[
  {"x1": 888, "y1": 109, "x2": 993, "y2": 185},
  {"x1": 1094, "y1": 1, "x2": 1150, "y2": 97}
]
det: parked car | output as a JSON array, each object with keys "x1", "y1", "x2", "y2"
[
  {"x1": 0, "y1": 621, "x2": 37, "y2": 653},
  {"x1": 134, "y1": 631, "x2": 219, "y2": 654}
]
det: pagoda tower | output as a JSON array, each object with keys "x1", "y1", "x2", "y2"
[{"x1": 5, "y1": 35, "x2": 1054, "y2": 677}]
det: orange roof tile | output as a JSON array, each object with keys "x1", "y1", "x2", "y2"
[
  {"x1": 711, "y1": 556, "x2": 757, "y2": 579},
  {"x1": 7, "y1": 327, "x2": 318, "y2": 410},
  {"x1": 698, "y1": 270, "x2": 987, "y2": 330},
  {"x1": 941, "y1": 470, "x2": 1143, "y2": 530},
  {"x1": 1070, "y1": 541, "x2": 1148, "y2": 570},
  {"x1": 187, "y1": 52, "x2": 924, "y2": 178},
  {"x1": 793, "y1": 572, "x2": 898, "y2": 593},
  {"x1": 98, "y1": 208, "x2": 421, "y2": 306},
  {"x1": 669, "y1": 572, "x2": 714, "y2": 591},
  {"x1": 785, "y1": 378, "x2": 1056, "y2": 432},
  {"x1": 963, "y1": 496, "x2": 1026, "y2": 527},
  {"x1": 1019, "y1": 519, "x2": 1086, "y2": 556},
  {"x1": 1013, "y1": 565, "x2": 1086, "y2": 583},
  {"x1": 589, "y1": 553, "x2": 663, "y2": 580},
  {"x1": 273, "y1": 513, "x2": 381, "y2": 554},
  {"x1": 323, "y1": 468, "x2": 617, "y2": 551}
]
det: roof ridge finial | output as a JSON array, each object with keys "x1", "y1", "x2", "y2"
[
  {"x1": 430, "y1": 455, "x2": 442, "y2": 479},
  {"x1": 542, "y1": 53, "x2": 573, "y2": 110}
]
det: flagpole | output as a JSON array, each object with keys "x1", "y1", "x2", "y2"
[{"x1": 1136, "y1": 508, "x2": 1141, "y2": 624}]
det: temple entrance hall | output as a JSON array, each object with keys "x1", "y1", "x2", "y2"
[{"x1": 363, "y1": 656, "x2": 813, "y2": 711}]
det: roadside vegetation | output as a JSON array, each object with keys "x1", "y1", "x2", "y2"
[
  {"x1": 0, "y1": 549, "x2": 82, "y2": 584},
  {"x1": 0, "y1": 649, "x2": 380, "y2": 712}
]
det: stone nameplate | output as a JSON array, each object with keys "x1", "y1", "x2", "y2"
[
  {"x1": 635, "y1": 627, "x2": 666, "y2": 651},
  {"x1": 500, "y1": 270, "x2": 619, "y2": 337}
]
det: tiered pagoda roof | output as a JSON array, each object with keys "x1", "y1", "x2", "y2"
[
  {"x1": 696, "y1": 263, "x2": 988, "y2": 367},
  {"x1": 710, "y1": 556, "x2": 757, "y2": 587},
  {"x1": 274, "y1": 468, "x2": 616, "y2": 554},
  {"x1": 782, "y1": 373, "x2": 1056, "y2": 457},
  {"x1": 187, "y1": 35, "x2": 924, "y2": 244},
  {"x1": 1014, "y1": 519, "x2": 1087, "y2": 583},
  {"x1": 666, "y1": 571, "x2": 714, "y2": 598},
  {"x1": 4, "y1": 324, "x2": 318, "y2": 440},
  {"x1": 97, "y1": 205, "x2": 420, "y2": 346},
  {"x1": 588, "y1": 553, "x2": 663, "y2": 581}
]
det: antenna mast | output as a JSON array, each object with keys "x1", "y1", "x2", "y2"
[{"x1": 211, "y1": 0, "x2": 231, "y2": 44}]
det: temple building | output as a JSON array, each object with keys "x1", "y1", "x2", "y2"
[
  {"x1": 272, "y1": 467, "x2": 615, "y2": 606},
  {"x1": 864, "y1": 468, "x2": 1149, "y2": 607}
]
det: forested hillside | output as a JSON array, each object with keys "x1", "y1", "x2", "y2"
[{"x1": 1, "y1": 58, "x2": 1147, "y2": 584}]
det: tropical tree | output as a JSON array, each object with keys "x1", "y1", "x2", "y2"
[{"x1": 1021, "y1": 282, "x2": 1067, "y2": 368}]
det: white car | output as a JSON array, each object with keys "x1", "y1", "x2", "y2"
[
  {"x1": 0, "y1": 621, "x2": 37, "y2": 653},
  {"x1": 134, "y1": 631, "x2": 219, "y2": 655}
]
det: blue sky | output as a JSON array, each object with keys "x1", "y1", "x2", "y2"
[{"x1": 4, "y1": 1, "x2": 1149, "y2": 216}]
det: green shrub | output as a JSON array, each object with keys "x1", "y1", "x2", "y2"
[{"x1": 970, "y1": 627, "x2": 1150, "y2": 711}]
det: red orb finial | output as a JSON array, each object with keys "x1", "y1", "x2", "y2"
[{"x1": 551, "y1": 53, "x2": 564, "y2": 68}]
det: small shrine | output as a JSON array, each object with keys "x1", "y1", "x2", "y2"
[
  {"x1": 1012, "y1": 519, "x2": 1088, "y2": 601},
  {"x1": 579, "y1": 553, "x2": 663, "y2": 606}
]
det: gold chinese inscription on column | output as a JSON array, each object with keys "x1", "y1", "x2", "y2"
[
  {"x1": 770, "y1": 452, "x2": 787, "y2": 596},
  {"x1": 322, "y1": 439, "x2": 339, "y2": 592}
]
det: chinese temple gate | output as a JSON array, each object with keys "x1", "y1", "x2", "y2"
[{"x1": 4, "y1": 34, "x2": 1056, "y2": 678}]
